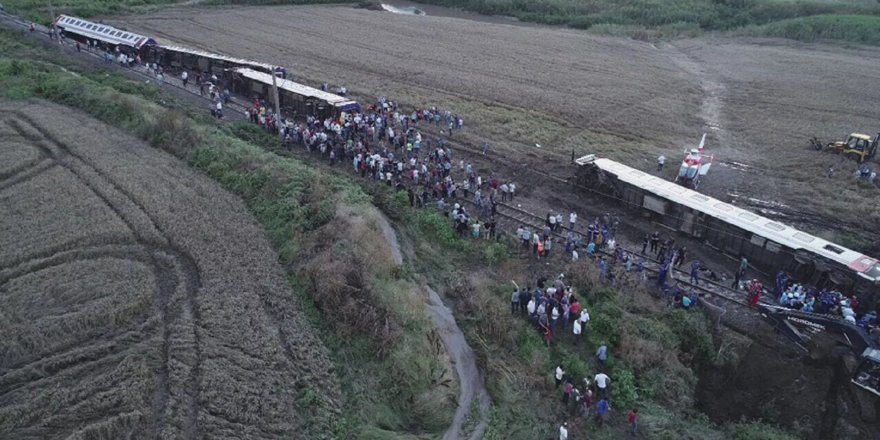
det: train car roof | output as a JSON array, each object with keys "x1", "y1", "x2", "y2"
[
  {"x1": 159, "y1": 45, "x2": 276, "y2": 72},
  {"x1": 54, "y1": 15, "x2": 156, "y2": 48},
  {"x1": 589, "y1": 157, "x2": 880, "y2": 279},
  {"x1": 233, "y1": 68, "x2": 358, "y2": 108}
]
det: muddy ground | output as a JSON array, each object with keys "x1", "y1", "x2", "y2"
[
  {"x1": 119, "y1": 3, "x2": 880, "y2": 252},
  {"x1": 0, "y1": 101, "x2": 338, "y2": 439}
]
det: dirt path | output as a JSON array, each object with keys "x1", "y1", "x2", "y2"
[
  {"x1": 425, "y1": 285, "x2": 492, "y2": 440},
  {"x1": 374, "y1": 212, "x2": 491, "y2": 439}
]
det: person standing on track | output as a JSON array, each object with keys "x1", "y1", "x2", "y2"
[
  {"x1": 181, "y1": 70, "x2": 188, "y2": 89},
  {"x1": 690, "y1": 260, "x2": 700, "y2": 285}
]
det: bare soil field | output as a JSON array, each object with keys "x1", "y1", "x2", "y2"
[
  {"x1": 121, "y1": 4, "x2": 880, "y2": 249},
  {"x1": 0, "y1": 101, "x2": 338, "y2": 439}
]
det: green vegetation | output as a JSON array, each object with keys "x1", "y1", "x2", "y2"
[
  {"x1": 1, "y1": 0, "x2": 181, "y2": 23},
  {"x1": 743, "y1": 14, "x2": 880, "y2": 44}
]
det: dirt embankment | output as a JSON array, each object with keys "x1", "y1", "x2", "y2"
[
  {"x1": 0, "y1": 100, "x2": 338, "y2": 439},
  {"x1": 696, "y1": 330, "x2": 879, "y2": 440}
]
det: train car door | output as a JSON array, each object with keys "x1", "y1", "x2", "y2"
[{"x1": 680, "y1": 210, "x2": 694, "y2": 235}]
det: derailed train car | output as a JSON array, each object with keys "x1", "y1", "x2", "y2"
[
  {"x1": 140, "y1": 45, "x2": 279, "y2": 77},
  {"x1": 229, "y1": 68, "x2": 359, "y2": 119},
  {"x1": 54, "y1": 15, "x2": 156, "y2": 52},
  {"x1": 576, "y1": 155, "x2": 880, "y2": 306}
]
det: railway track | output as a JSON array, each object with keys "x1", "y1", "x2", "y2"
[{"x1": 458, "y1": 195, "x2": 754, "y2": 309}]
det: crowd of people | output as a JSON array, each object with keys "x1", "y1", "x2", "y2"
[
  {"x1": 774, "y1": 270, "x2": 877, "y2": 328},
  {"x1": 239, "y1": 96, "x2": 531, "y2": 234}
]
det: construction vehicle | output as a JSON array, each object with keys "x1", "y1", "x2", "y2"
[
  {"x1": 812, "y1": 133, "x2": 879, "y2": 163},
  {"x1": 759, "y1": 304, "x2": 880, "y2": 398}
]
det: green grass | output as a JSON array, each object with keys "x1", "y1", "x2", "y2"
[{"x1": 743, "y1": 13, "x2": 880, "y2": 43}]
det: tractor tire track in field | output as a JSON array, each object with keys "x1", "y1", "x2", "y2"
[{"x1": 1, "y1": 112, "x2": 205, "y2": 439}]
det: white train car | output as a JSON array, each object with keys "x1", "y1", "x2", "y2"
[
  {"x1": 54, "y1": 15, "x2": 156, "y2": 51},
  {"x1": 577, "y1": 155, "x2": 880, "y2": 304},
  {"x1": 230, "y1": 68, "x2": 359, "y2": 118}
]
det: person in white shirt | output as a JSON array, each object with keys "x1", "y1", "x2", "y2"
[
  {"x1": 594, "y1": 372, "x2": 610, "y2": 398},
  {"x1": 555, "y1": 365, "x2": 565, "y2": 389},
  {"x1": 573, "y1": 319, "x2": 582, "y2": 343},
  {"x1": 579, "y1": 309, "x2": 590, "y2": 333},
  {"x1": 571, "y1": 249, "x2": 579, "y2": 262},
  {"x1": 657, "y1": 154, "x2": 666, "y2": 171},
  {"x1": 559, "y1": 422, "x2": 568, "y2": 440},
  {"x1": 569, "y1": 212, "x2": 577, "y2": 229}
]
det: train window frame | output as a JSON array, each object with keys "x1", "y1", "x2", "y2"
[
  {"x1": 793, "y1": 232, "x2": 815, "y2": 243},
  {"x1": 122, "y1": 33, "x2": 130, "y2": 39},
  {"x1": 823, "y1": 244, "x2": 844, "y2": 254},
  {"x1": 764, "y1": 222, "x2": 785, "y2": 232},
  {"x1": 739, "y1": 211, "x2": 758, "y2": 221},
  {"x1": 765, "y1": 241, "x2": 781, "y2": 253},
  {"x1": 750, "y1": 234, "x2": 766, "y2": 247}
]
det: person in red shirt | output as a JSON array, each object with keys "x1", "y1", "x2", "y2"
[
  {"x1": 569, "y1": 301, "x2": 581, "y2": 325},
  {"x1": 627, "y1": 408, "x2": 638, "y2": 436}
]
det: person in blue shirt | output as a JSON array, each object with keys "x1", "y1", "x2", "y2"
[
  {"x1": 596, "y1": 344, "x2": 608, "y2": 367},
  {"x1": 690, "y1": 260, "x2": 700, "y2": 285},
  {"x1": 596, "y1": 398, "x2": 609, "y2": 425}
]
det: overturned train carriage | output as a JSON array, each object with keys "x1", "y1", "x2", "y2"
[
  {"x1": 575, "y1": 155, "x2": 880, "y2": 306},
  {"x1": 140, "y1": 45, "x2": 278, "y2": 77},
  {"x1": 229, "y1": 68, "x2": 360, "y2": 119},
  {"x1": 54, "y1": 15, "x2": 156, "y2": 51}
]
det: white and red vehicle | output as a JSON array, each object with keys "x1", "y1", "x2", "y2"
[{"x1": 675, "y1": 133, "x2": 713, "y2": 189}]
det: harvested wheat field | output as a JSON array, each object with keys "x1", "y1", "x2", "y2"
[
  {"x1": 121, "y1": 4, "x2": 880, "y2": 247},
  {"x1": 0, "y1": 100, "x2": 338, "y2": 439}
]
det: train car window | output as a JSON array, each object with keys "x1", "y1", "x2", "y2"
[
  {"x1": 765, "y1": 241, "x2": 781, "y2": 253},
  {"x1": 793, "y1": 232, "x2": 815, "y2": 243},
  {"x1": 122, "y1": 33, "x2": 130, "y2": 39},
  {"x1": 739, "y1": 212, "x2": 758, "y2": 221},
  {"x1": 822, "y1": 244, "x2": 844, "y2": 254},
  {"x1": 764, "y1": 222, "x2": 785, "y2": 232},
  {"x1": 98, "y1": 27, "x2": 105, "y2": 32},
  {"x1": 750, "y1": 234, "x2": 766, "y2": 246}
]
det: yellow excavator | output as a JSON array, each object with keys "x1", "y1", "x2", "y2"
[{"x1": 811, "y1": 132, "x2": 879, "y2": 163}]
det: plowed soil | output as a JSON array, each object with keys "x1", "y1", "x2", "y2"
[
  {"x1": 120, "y1": 4, "x2": 880, "y2": 248},
  {"x1": 0, "y1": 101, "x2": 338, "y2": 439}
]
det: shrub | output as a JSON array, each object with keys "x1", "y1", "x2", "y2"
[{"x1": 484, "y1": 242, "x2": 510, "y2": 266}]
